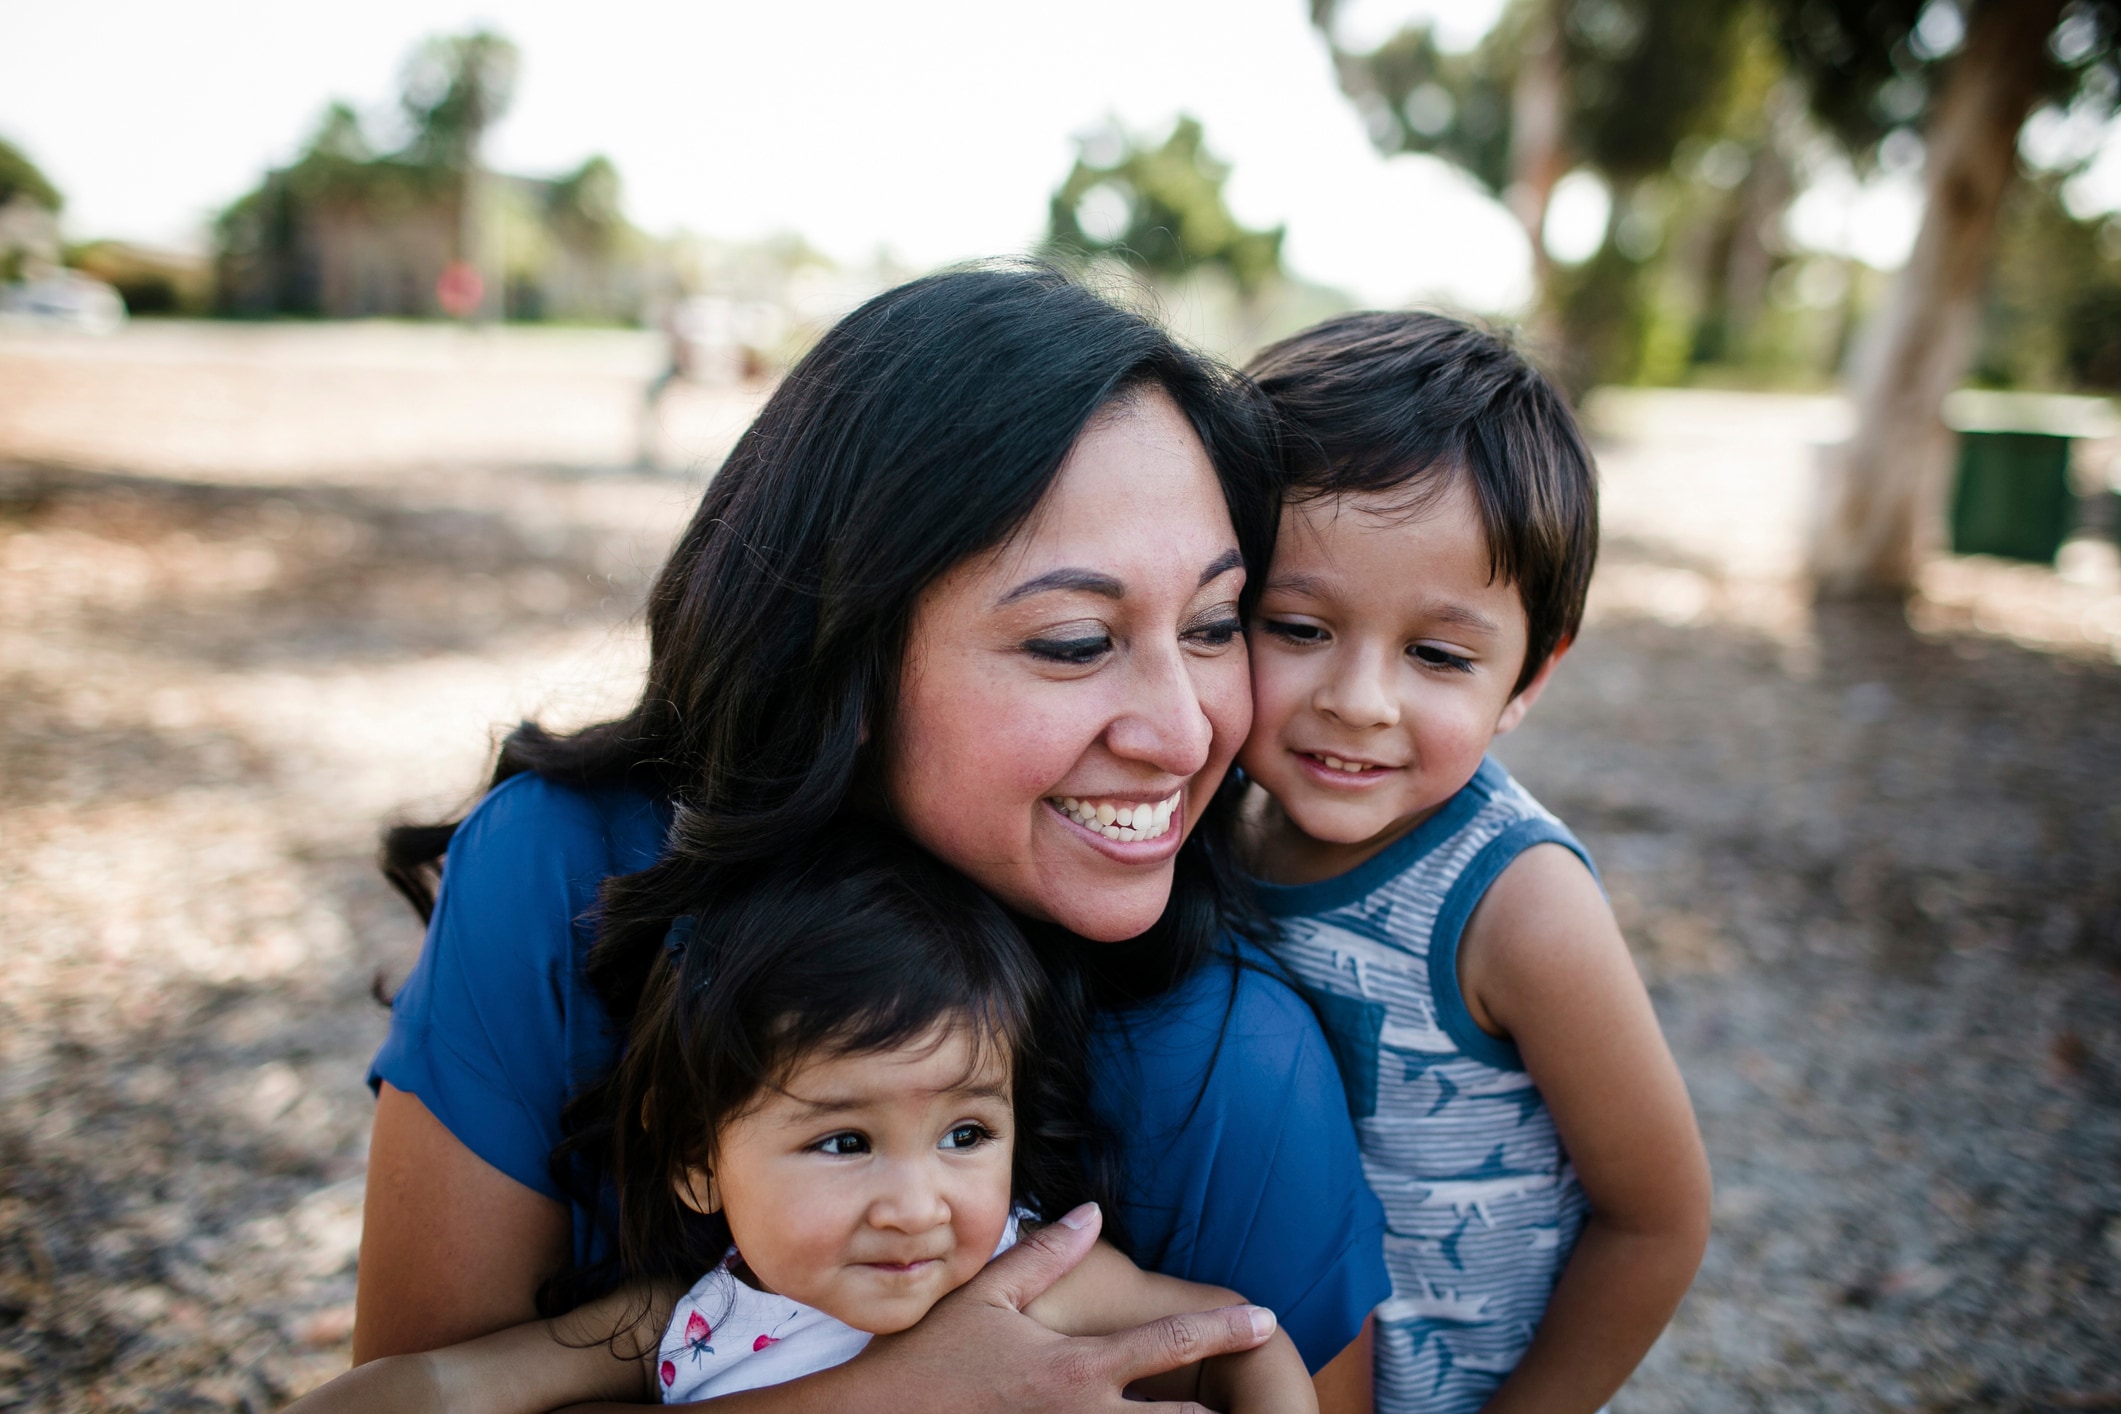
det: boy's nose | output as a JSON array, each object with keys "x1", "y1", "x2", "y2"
[{"x1": 1316, "y1": 649, "x2": 1400, "y2": 729}]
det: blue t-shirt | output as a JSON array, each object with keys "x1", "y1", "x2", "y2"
[{"x1": 370, "y1": 771, "x2": 1388, "y2": 1372}]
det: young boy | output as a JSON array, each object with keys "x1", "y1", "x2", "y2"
[{"x1": 1242, "y1": 313, "x2": 1711, "y2": 1414}]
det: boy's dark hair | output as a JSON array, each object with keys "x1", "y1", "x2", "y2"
[
  {"x1": 542, "y1": 823, "x2": 1102, "y2": 1313},
  {"x1": 1246, "y1": 311, "x2": 1598, "y2": 694}
]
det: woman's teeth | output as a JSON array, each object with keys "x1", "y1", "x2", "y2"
[{"x1": 1050, "y1": 790, "x2": 1182, "y2": 842}]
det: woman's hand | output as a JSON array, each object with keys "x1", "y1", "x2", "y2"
[
  {"x1": 853, "y1": 1207, "x2": 1279, "y2": 1413},
  {"x1": 580, "y1": 1206, "x2": 1278, "y2": 1414}
]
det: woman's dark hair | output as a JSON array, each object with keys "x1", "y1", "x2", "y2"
[
  {"x1": 1247, "y1": 310, "x2": 1598, "y2": 696},
  {"x1": 544, "y1": 824, "x2": 1089, "y2": 1311},
  {"x1": 381, "y1": 261, "x2": 1278, "y2": 1257}
]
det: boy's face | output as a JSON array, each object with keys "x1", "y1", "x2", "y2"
[
  {"x1": 679, "y1": 1024, "x2": 1016, "y2": 1335},
  {"x1": 1240, "y1": 479, "x2": 1555, "y2": 867}
]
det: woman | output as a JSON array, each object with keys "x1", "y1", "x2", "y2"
[{"x1": 357, "y1": 263, "x2": 1386, "y2": 1409}]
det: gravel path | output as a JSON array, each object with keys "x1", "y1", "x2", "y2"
[{"x1": 0, "y1": 334, "x2": 2114, "y2": 1411}]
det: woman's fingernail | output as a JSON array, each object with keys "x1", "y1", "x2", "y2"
[
  {"x1": 1247, "y1": 1307, "x2": 1276, "y2": 1340},
  {"x1": 1057, "y1": 1202, "x2": 1098, "y2": 1230}
]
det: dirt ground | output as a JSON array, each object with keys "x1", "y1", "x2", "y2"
[{"x1": 1, "y1": 325, "x2": 2117, "y2": 1412}]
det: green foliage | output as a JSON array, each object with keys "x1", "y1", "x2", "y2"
[
  {"x1": 0, "y1": 135, "x2": 61, "y2": 212},
  {"x1": 1763, "y1": 0, "x2": 2120, "y2": 165},
  {"x1": 64, "y1": 241, "x2": 211, "y2": 316},
  {"x1": 1562, "y1": 0, "x2": 1755, "y2": 180},
  {"x1": 1313, "y1": 0, "x2": 1758, "y2": 390},
  {"x1": 547, "y1": 155, "x2": 626, "y2": 252},
  {"x1": 1317, "y1": 0, "x2": 1752, "y2": 190},
  {"x1": 1342, "y1": 20, "x2": 1517, "y2": 193},
  {"x1": 1046, "y1": 116, "x2": 1285, "y2": 295},
  {"x1": 1976, "y1": 174, "x2": 2121, "y2": 391},
  {"x1": 400, "y1": 29, "x2": 520, "y2": 170}
]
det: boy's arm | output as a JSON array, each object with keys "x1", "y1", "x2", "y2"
[
  {"x1": 287, "y1": 1286, "x2": 666, "y2": 1414},
  {"x1": 1027, "y1": 1230, "x2": 1318, "y2": 1414},
  {"x1": 1459, "y1": 843, "x2": 1712, "y2": 1414}
]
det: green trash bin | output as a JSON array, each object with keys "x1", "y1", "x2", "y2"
[{"x1": 1943, "y1": 391, "x2": 2118, "y2": 565}]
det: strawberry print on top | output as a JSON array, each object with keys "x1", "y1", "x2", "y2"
[{"x1": 653, "y1": 1214, "x2": 1028, "y2": 1402}]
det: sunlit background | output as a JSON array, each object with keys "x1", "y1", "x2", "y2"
[{"x1": 3, "y1": 2, "x2": 2121, "y2": 1410}]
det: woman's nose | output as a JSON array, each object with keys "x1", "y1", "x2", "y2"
[
  {"x1": 1316, "y1": 646, "x2": 1400, "y2": 730},
  {"x1": 1103, "y1": 641, "x2": 1215, "y2": 777}
]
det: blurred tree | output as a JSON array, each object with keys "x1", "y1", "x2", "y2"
[
  {"x1": 401, "y1": 29, "x2": 519, "y2": 321},
  {"x1": 548, "y1": 155, "x2": 626, "y2": 254},
  {"x1": 1046, "y1": 116, "x2": 1285, "y2": 296},
  {"x1": 1310, "y1": 0, "x2": 1754, "y2": 388},
  {"x1": 400, "y1": 30, "x2": 519, "y2": 172},
  {"x1": 0, "y1": 136, "x2": 62, "y2": 213},
  {"x1": 0, "y1": 135, "x2": 63, "y2": 284},
  {"x1": 1772, "y1": 0, "x2": 2121, "y2": 594}
]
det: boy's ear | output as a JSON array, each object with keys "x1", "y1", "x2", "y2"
[
  {"x1": 1494, "y1": 636, "x2": 1571, "y2": 737},
  {"x1": 674, "y1": 1165, "x2": 721, "y2": 1217}
]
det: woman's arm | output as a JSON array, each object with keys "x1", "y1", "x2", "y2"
[
  {"x1": 1460, "y1": 844, "x2": 1713, "y2": 1413},
  {"x1": 558, "y1": 1214, "x2": 1275, "y2": 1414},
  {"x1": 1024, "y1": 1213, "x2": 1315, "y2": 1414},
  {"x1": 300, "y1": 1285, "x2": 661, "y2": 1413},
  {"x1": 352, "y1": 1085, "x2": 571, "y2": 1363}
]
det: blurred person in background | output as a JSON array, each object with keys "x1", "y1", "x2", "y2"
[{"x1": 357, "y1": 262, "x2": 1389, "y2": 1411}]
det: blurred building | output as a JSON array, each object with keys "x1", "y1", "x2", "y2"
[{"x1": 215, "y1": 128, "x2": 654, "y2": 323}]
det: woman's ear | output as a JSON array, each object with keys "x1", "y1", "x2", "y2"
[
  {"x1": 1494, "y1": 636, "x2": 1571, "y2": 737},
  {"x1": 674, "y1": 1165, "x2": 721, "y2": 1216}
]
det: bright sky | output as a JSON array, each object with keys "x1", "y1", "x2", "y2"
[{"x1": 2, "y1": 0, "x2": 1536, "y2": 311}]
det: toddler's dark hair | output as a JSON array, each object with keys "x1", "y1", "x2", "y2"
[
  {"x1": 1246, "y1": 311, "x2": 1599, "y2": 694},
  {"x1": 543, "y1": 823, "x2": 1101, "y2": 1311}
]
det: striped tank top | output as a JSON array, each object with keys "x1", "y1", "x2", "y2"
[{"x1": 1254, "y1": 757, "x2": 1594, "y2": 1414}]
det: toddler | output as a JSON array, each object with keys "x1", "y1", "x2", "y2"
[
  {"x1": 291, "y1": 828, "x2": 1309, "y2": 1412},
  {"x1": 1242, "y1": 313, "x2": 1711, "y2": 1413}
]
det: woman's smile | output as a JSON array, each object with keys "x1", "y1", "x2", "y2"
[{"x1": 1045, "y1": 789, "x2": 1184, "y2": 843}]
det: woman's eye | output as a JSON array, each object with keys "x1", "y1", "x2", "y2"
[
  {"x1": 1023, "y1": 634, "x2": 1112, "y2": 665},
  {"x1": 813, "y1": 1132, "x2": 868, "y2": 1156},
  {"x1": 1183, "y1": 616, "x2": 1244, "y2": 649},
  {"x1": 940, "y1": 1123, "x2": 993, "y2": 1151},
  {"x1": 1262, "y1": 619, "x2": 1326, "y2": 644},
  {"x1": 1411, "y1": 644, "x2": 1474, "y2": 673}
]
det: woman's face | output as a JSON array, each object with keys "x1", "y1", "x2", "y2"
[{"x1": 885, "y1": 388, "x2": 1252, "y2": 942}]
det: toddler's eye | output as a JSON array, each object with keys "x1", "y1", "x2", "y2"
[
  {"x1": 813, "y1": 1131, "x2": 869, "y2": 1156},
  {"x1": 1262, "y1": 619, "x2": 1326, "y2": 644},
  {"x1": 1411, "y1": 644, "x2": 1474, "y2": 673},
  {"x1": 940, "y1": 1123, "x2": 994, "y2": 1151}
]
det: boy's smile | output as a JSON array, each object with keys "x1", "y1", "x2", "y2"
[{"x1": 1239, "y1": 479, "x2": 1562, "y2": 885}]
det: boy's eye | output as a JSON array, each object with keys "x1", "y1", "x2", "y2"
[
  {"x1": 1411, "y1": 644, "x2": 1474, "y2": 673},
  {"x1": 939, "y1": 1123, "x2": 994, "y2": 1151},
  {"x1": 1262, "y1": 619, "x2": 1326, "y2": 644},
  {"x1": 812, "y1": 1131, "x2": 869, "y2": 1156},
  {"x1": 1023, "y1": 634, "x2": 1112, "y2": 665}
]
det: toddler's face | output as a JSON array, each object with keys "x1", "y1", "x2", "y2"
[
  {"x1": 683, "y1": 1023, "x2": 1016, "y2": 1335},
  {"x1": 1240, "y1": 479, "x2": 1552, "y2": 870}
]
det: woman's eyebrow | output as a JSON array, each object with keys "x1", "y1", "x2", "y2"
[
  {"x1": 997, "y1": 567, "x2": 1125, "y2": 604},
  {"x1": 1198, "y1": 547, "x2": 1244, "y2": 586}
]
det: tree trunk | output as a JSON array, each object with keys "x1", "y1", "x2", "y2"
[
  {"x1": 1508, "y1": 9, "x2": 1569, "y2": 342},
  {"x1": 1809, "y1": 0, "x2": 2064, "y2": 596}
]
